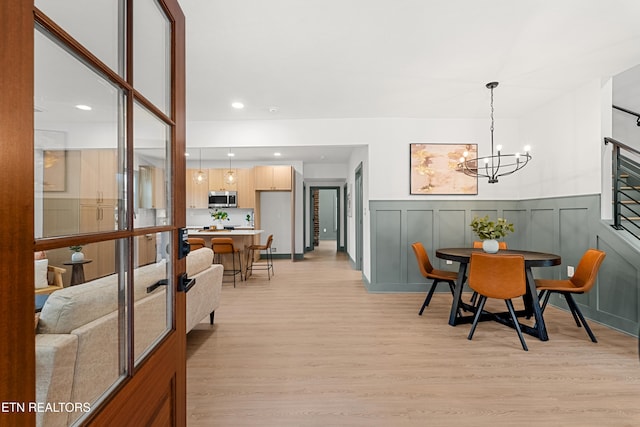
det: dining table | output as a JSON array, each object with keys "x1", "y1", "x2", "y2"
[{"x1": 435, "y1": 248, "x2": 561, "y2": 341}]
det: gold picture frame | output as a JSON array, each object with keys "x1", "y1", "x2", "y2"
[{"x1": 410, "y1": 143, "x2": 477, "y2": 195}]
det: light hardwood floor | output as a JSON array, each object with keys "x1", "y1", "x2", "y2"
[{"x1": 187, "y1": 241, "x2": 640, "y2": 426}]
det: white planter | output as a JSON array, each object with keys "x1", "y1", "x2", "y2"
[
  {"x1": 71, "y1": 251, "x2": 85, "y2": 262},
  {"x1": 482, "y1": 239, "x2": 500, "y2": 254}
]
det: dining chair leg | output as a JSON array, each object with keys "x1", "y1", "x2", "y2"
[
  {"x1": 467, "y1": 296, "x2": 487, "y2": 340},
  {"x1": 505, "y1": 299, "x2": 528, "y2": 351},
  {"x1": 470, "y1": 291, "x2": 478, "y2": 305},
  {"x1": 564, "y1": 293, "x2": 598, "y2": 343},
  {"x1": 418, "y1": 281, "x2": 439, "y2": 315}
]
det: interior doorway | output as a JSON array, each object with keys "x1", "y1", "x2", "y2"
[{"x1": 310, "y1": 186, "x2": 341, "y2": 255}]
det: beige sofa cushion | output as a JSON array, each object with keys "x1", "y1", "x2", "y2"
[
  {"x1": 38, "y1": 261, "x2": 167, "y2": 335},
  {"x1": 187, "y1": 247, "x2": 214, "y2": 277}
]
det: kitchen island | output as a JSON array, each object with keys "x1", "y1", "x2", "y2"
[{"x1": 188, "y1": 228, "x2": 264, "y2": 278}]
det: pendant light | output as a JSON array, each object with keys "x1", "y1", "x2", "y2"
[
  {"x1": 458, "y1": 82, "x2": 532, "y2": 183},
  {"x1": 193, "y1": 148, "x2": 207, "y2": 184},
  {"x1": 224, "y1": 150, "x2": 235, "y2": 185}
]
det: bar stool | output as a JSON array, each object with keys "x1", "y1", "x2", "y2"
[
  {"x1": 188, "y1": 237, "x2": 206, "y2": 251},
  {"x1": 246, "y1": 234, "x2": 274, "y2": 280},
  {"x1": 211, "y1": 237, "x2": 243, "y2": 287}
]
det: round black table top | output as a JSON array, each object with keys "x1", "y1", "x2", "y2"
[
  {"x1": 63, "y1": 259, "x2": 93, "y2": 265},
  {"x1": 436, "y1": 248, "x2": 561, "y2": 268}
]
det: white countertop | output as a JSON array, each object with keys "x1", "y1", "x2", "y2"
[{"x1": 188, "y1": 229, "x2": 264, "y2": 236}]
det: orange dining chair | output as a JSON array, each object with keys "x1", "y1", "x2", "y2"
[
  {"x1": 411, "y1": 242, "x2": 459, "y2": 316},
  {"x1": 188, "y1": 237, "x2": 206, "y2": 251},
  {"x1": 470, "y1": 241, "x2": 508, "y2": 304},
  {"x1": 212, "y1": 237, "x2": 243, "y2": 287},
  {"x1": 467, "y1": 252, "x2": 529, "y2": 351},
  {"x1": 246, "y1": 234, "x2": 274, "y2": 279},
  {"x1": 535, "y1": 249, "x2": 606, "y2": 343}
]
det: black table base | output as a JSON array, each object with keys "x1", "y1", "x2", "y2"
[{"x1": 436, "y1": 248, "x2": 562, "y2": 342}]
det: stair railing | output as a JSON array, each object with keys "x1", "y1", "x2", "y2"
[{"x1": 604, "y1": 137, "x2": 640, "y2": 239}]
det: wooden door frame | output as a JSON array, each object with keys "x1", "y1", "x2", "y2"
[
  {"x1": 0, "y1": 1, "x2": 187, "y2": 425},
  {"x1": 0, "y1": 1, "x2": 36, "y2": 425}
]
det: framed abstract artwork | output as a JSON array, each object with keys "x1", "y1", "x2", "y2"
[{"x1": 410, "y1": 143, "x2": 477, "y2": 195}]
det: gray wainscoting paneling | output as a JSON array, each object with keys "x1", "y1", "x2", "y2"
[
  {"x1": 368, "y1": 194, "x2": 640, "y2": 336},
  {"x1": 374, "y1": 209, "x2": 402, "y2": 285}
]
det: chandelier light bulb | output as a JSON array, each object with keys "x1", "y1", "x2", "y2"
[
  {"x1": 463, "y1": 150, "x2": 469, "y2": 157},
  {"x1": 524, "y1": 145, "x2": 531, "y2": 152},
  {"x1": 496, "y1": 144, "x2": 503, "y2": 152}
]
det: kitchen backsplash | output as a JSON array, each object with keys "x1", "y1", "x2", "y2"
[{"x1": 187, "y1": 208, "x2": 254, "y2": 228}]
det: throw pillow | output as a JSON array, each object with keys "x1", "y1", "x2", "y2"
[{"x1": 35, "y1": 259, "x2": 49, "y2": 289}]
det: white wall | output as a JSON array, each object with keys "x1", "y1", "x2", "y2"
[
  {"x1": 518, "y1": 79, "x2": 604, "y2": 200},
  {"x1": 188, "y1": 117, "x2": 523, "y2": 200}
]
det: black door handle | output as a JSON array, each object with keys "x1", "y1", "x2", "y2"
[
  {"x1": 179, "y1": 273, "x2": 196, "y2": 293},
  {"x1": 146, "y1": 279, "x2": 168, "y2": 293}
]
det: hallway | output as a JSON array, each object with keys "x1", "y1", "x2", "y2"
[{"x1": 186, "y1": 252, "x2": 640, "y2": 426}]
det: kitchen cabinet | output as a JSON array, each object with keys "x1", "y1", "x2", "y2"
[
  {"x1": 78, "y1": 149, "x2": 118, "y2": 280},
  {"x1": 137, "y1": 233, "x2": 157, "y2": 266},
  {"x1": 237, "y1": 168, "x2": 255, "y2": 208},
  {"x1": 80, "y1": 149, "x2": 118, "y2": 204},
  {"x1": 138, "y1": 166, "x2": 166, "y2": 209},
  {"x1": 79, "y1": 204, "x2": 116, "y2": 280},
  {"x1": 186, "y1": 169, "x2": 209, "y2": 208},
  {"x1": 254, "y1": 165, "x2": 292, "y2": 191},
  {"x1": 209, "y1": 168, "x2": 238, "y2": 191}
]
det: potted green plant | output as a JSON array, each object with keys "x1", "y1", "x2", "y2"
[
  {"x1": 245, "y1": 213, "x2": 252, "y2": 226},
  {"x1": 470, "y1": 215, "x2": 514, "y2": 253},
  {"x1": 210, "y1": 209, "x2": 229, "y2": 229},
  {"x1": 69, "y1": 245, "x2": 84, "y2": 262}
]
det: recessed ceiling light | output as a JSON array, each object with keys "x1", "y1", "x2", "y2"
[
  {"x1": 269, "y1": 106, "x2": 279, "y2": 113},
  {"x1": 185, "y1": 152, "x2": 191, "y2": 157},
  {"x1": 75, "y1": 104, "x2": 92, "y2": 111},
  {"x1": 274, "y1": 152, "x2": 281, "y2": 157},
  {"x1": 231, "y1": 102, "x2": 244, "y2": 109},
  {"x1": 227, "y1": 152, "x2": 235, "y2": 157}
]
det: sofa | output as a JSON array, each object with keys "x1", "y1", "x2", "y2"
[{"x1": 35, "y1": 247, "x2": 222, "y2": 426}]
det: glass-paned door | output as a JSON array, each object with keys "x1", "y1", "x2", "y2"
[{"x1": 32, "y1": 0, "x2": 183, "y2": 425}]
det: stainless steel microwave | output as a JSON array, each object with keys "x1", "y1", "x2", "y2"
[{"x1": 208, "y1": 191, "x2": 237, "y2": 208}]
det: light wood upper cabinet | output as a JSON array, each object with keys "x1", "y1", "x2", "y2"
[
  {"x1": 254, "y1": 165, "x2": 292, "y2": 191},
  {"x1": 186, "y1": 169, "x2": 209, "y2": 209},
  {"x1": 237, "y1": 168, "x2": 255, "y2": 208},
  {"x1": 80, "y1": 149, "x2": 118, "y2": 203},
  {"x1": 152, "y1": 167, "x2": 165, "y2": 209},
  {"x1": 209, "y1": 168, "x2": 237, "y2": 191}
]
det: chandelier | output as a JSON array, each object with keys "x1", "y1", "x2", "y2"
[{"x1": 458, "y1": 82, "x2": 531, "y2": 183}]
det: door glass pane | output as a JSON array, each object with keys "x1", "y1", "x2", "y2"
[
  {"x1": 134, "y1": 102, "x2": 171, "y2": 228},
  {"x1": 133, "y1": 231, "x2": 172, "y2": 365},
  {"x1": 34, "y1": 27, "x2": 125, "y2": 239},
  {"x1": 35, "y1": 0, "x2": 125, "y2": 76},
  {"x1": 134, "y1": 0, "x2": 171, "y2": 114},
  {"x1": 35, "y1": 239, "x2": 128, "y2": 426}
]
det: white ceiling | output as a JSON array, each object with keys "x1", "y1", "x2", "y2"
[{"x1": 181, "y1": 0, "x2": 640, "y2": 124}]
